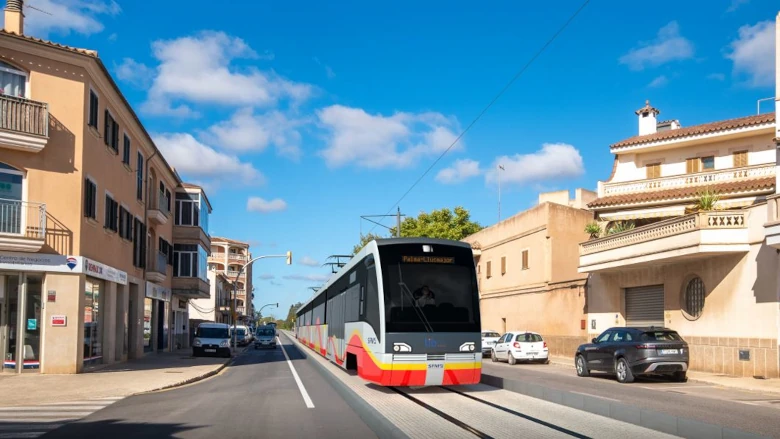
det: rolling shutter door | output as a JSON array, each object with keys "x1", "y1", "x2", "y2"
[{"x1": 625, "y1": 285, "x2": 664, "y2": 328}]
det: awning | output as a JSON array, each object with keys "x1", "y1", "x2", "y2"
[{"x1": 599, "y1": 206, "x2": 686, "y2": 221}]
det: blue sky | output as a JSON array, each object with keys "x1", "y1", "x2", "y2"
[{"x1": 11, "y1": 0, "x2": 777, "y2": 318}]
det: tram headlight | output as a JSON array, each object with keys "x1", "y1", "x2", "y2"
[
  {"x1": 459, "y1": 342, "x2": 476, "y2": 352},
  {"x1": 393, "y1": 343, "x2": 412, "y2": 353}
]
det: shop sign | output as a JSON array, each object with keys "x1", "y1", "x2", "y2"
[
  {"x1": 51, "y1": 315, "x2": 67, "y2": 326},
  {"x1": 146, "y1": 281, "x2": 172, "y2": 302},
  {"x1": 83, "y1": 258, "x2": 128, "y2": 285},
  {"x1": 0, "y1": 252, "x2": 80, "y2": 273},
  {"x1": 27, "y1": 319, "x2": 37, "y2": 330},
  {"x1": 47, "y1": 290, "x2": 56, "y2": 302}
]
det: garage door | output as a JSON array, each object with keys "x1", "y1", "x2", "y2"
[{"x1": 625, "y1": 285, "x2": 664, "y2": 328}]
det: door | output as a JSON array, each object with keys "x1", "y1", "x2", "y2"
[
  {"x1": 588, "y1": 330, "x2": 614, "y2": 370},
  {"x1": 601, "y1": 330, "x2": 633, "y2": 371},
  {"x1": 495, "y1": 334, "x2": 509, "y2": 359},
  {"x1": 625, "y1": 285, "x2": 664, "y2": 328}
]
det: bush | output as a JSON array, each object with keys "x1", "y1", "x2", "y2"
[
  {"x1": 584, "y1": 222, "x2": 601, "y2": 239},
  {"x1": 694, "y1": 189, "x2": 719, "y2": 212},
  {"x1": 607, "y1": 221, "x2": 635, "y2": 235}
]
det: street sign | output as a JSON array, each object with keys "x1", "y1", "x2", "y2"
[
  {"x1": 51, "y1": 315, "x2": 67, "y2": 326},
  {"x1": 27, "y1": 319, "x2": 37, "y2": 330},
  {"x1": 47, "y1": 290, "x2": 56, "y2": 302}
]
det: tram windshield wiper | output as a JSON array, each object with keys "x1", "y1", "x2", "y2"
[{"x1": 397, "y1": 264, "x2": 433, "y2": 333}]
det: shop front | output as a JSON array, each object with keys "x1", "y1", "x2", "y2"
[
  {"x1": 145, "y1": 281, "x2": 171, "y2": 353},
  {"x1": 172, "y1": 296, "x2": 189, "y2": 350}
]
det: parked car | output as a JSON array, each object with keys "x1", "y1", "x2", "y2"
[
  {"x1": 490, "y1": 331, "x2": 549, "y2": 364},
  {"x1": 481, "y1": 330, "x2": 501, "y2": 356},
  {"x1": 254, "y1": 326, "x2": 277, "y2": 349},
  {"x1": 192, "y1": 323, "x2": 231, "y2": 358},
  {"x1": 575, "y1": 327, "x2": 689, "y2": 383},
  {"x1": 232, "y1": 326, "x2": 251, "y2": 346}
]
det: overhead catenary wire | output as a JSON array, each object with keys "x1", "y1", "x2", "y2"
[{"x1": 366, "y1": 0, "x2": 591, "y2": 236}]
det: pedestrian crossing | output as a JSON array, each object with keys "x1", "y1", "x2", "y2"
[{"x1": 0, "y1": 396, "x2": 123, "y2": 438}]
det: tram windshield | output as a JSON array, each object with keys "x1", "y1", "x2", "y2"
[{"x1": 380, "y1": 243, "x2": 480, "y2": 333}]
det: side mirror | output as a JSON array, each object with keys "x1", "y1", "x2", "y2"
[{"x1": 591, "y1": 338, "x2": 599, "y2": 344}]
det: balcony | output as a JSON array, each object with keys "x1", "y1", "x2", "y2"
[
  {"x1": 148, "y1": 191, "x2": 170, "y2": 225},
  {"x1": 172, "y1": 276, "x2": 210, "y2": 299},
  {"x1": 225, "y1": 270, "x2": 246, "y2": 281},
  {"x1": 208, "y1": 252, "x2": 225, "y2": 263},
  {"x1": 0, "y1": 198, "x2": 46, "y2": 252},
  {"x1": 228, "y1": 253, "x2": 247, "y2": 263},
  {"x1": 0, "y1": 95, "x2": 49, "y2": 153},
  {"x1": 146, "y1": 251, "x2": 168, "y2": 284},
  {"x1": 173, "y1": 223, "x2": 210, "y2": 251},
  {"x1": 236, "y1": 306, "x2": 246, "y2": 315},
  {"x1": 599, "y1": 164, "x2": 775, "y2": 199},
  {"x1": 765, "y1": 194, "x2": 780, "y2": 249},
  {"x1": 579, "y1": 211, "x2": 749, "y2": 273}
]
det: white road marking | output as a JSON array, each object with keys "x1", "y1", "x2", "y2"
[
  {"x1": 639, "y1": 385, "x2": 711, "y2": 390},
  {"x1": 278, "y1": 336, "x2": 315, "y2": 409},
  {"x1": 570, "y1": 391, "x2": 621, "y2": 402}
]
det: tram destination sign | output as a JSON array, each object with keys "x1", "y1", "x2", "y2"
[{"x1": 402, "y1": 256, "x2": 455, "y2": 264}]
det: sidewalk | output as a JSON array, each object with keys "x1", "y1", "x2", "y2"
[
  {"x1": 0, "y1": 348, "x2": 236, "y2": 407},
  {"x1": 547, "y1": 355, "x2": 780, "y2": 395}
]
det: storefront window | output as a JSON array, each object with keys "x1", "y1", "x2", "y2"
[
  {"x1": 23, "y1": 275, "x2": 41, "y2": 371},
  {"x1": 143, "y1": 298, "x2": 153, "y2": 352},
  {"x1": 84, "y1": 279, "x2": 102, "y2": 365}
]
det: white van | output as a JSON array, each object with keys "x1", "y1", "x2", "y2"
[{"x1": 193, "y1": 322, "x2": 232, "y2": 358}]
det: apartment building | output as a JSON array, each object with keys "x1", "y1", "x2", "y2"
[
  {"x1": 189, "y1": 270, "x2": 231, "y2": 330},
  {"x1": 463, "y1": 189, "x2": 596, "y2": 356},
  {"x1": 0, "y1": 4, "x2": 211, "y2": 373},
  {"x1": 208, "y1": 237, "x2": 254, "y2": 324}
]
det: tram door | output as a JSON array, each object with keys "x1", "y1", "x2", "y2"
[{"x1": 327, "y1": 292, "x2": 346, "y2": 362}]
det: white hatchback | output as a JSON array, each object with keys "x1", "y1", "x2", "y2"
[
  {"x1": 481, "y1": 330, "x2": 501, "y2": 356},
  {"x1": 491, "y1": 331, "x2": 549, "y2": 365}
]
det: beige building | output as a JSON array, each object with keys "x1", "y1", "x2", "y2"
[
  {"x1": 189, "y1": 271, "x2": 231, "y2": 327},
  {"x1": 463, "y1": 189, "x2": 596, "y2": 357},
  {"x1": 0, "y1": 4, "x2": 211, "y2": 373},
  {"x1": 208, "y1": 237, "x2": 254, "y2": 324},
  {"x1": 580, "y1": 86, "x2": 778, "y2": 376}
]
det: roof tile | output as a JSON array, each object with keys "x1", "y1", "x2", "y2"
[{"x1": 0, "y1": 29, "x2": 97, "y2": 57}]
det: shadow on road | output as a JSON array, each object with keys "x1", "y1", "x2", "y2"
[{"x1": 39, "y1": 419, "x2": 200, "y2": 438}]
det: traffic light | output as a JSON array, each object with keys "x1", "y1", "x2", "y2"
[{"x1": 286, "y1": 251, "x2": 292, "y2": 265}]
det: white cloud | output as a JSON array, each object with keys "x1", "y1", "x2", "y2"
[
  {"x1": 154, "y1": 133, "x2": 264, "y2": 189},
  {"x1": 726, "y1": 20, "x2": 775, "y2": 88},
  {"x1": 436, "y1": 159, "x2": 481, "y2": 184},
  {"x1": 134, "y1": 31, "x2": 312, "y2": 117},
  {"x1": 258, "y1": 273, "x2": 275, "y2": 280},
  {"x1": 726, "y1": 0, "x2": 749, "y2": 12},
  {"x1": 203, "y1": 108, "x2": 303, "y2": 159},
  {"x1": 619, "y1": 21, "x2": 694, "y2": 71},
  {"x1": 707, "y1": 73, "x2": 726, "y2": 81},
  {"x1": 648, "y1": 75, "x2": 669, "y2": 88},
  {"x1": 298, "y1": 256, "x2": 320, "y2": 267},
  {"x1": 21, "y1": 0, "x2": 120, "y2": 38},
  {"x1": 317, "y1": 105, "x2": 461, "y2": 169},
  {"x1": 486, "y1": 143, "x2": 585, "y2": 186},
  {"x1": 246, "y1": 197, "x2": 287, "y2": 213},
  {"x1": 283, "y1": 273, "x2": 330, "y2": 282},
  {"x1": 114, "y1": 58, "x2": 154, "y2": 88}
]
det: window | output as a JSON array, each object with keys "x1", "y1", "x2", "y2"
[
  {"x1": 611, "y1": 330, "x2": 633, "y2": 342},
  {"x1": 118, "y1": 206, "x2": 133, "y2": 240},
  {"x1": 175, "y1": 192, "x2": 201, "y2": 227},
  {"x1": 701, "y1": 156, "x2": 714, "y2": 170},
  {"x1": 500, "y1": 256, "x2": 506, "y2": 275},
  {"x1": 646, "y1": 163, "x2": 661, "y2": 179},
  {"x1": 515, "y1": 333, "x2": 543, "y2": 343},
  {"x1": 0, "y1": 61, "x2": 27, "y2": 97},
  {"x1": 104, "y1": 194, "x2": 118, "y2": 232},
  {"x1": 682, "y1": 276, "x2": 705, "y2": 319},
  {"x1": 122, "y1": 134, "x2": 131, "y2": 165},
  {"x1": 640, "y1": 330, "x2": 683, "y2": 341},
  {"x1": 165, "y1": 189, "x2": 171, "y2": 212},
  {"x1": 686, "y1": 158, "x2": 700, "y2": 174},
  {"x1": 159, "y1": 238, "x2": 173, "y2": 265},
  {"x1": 132, "y1": 218, "x2": 146, "y2": 268},
  {"x1": 88, "y1": 90, "x2": 99, "y2": 128},
  {"x1": 521, "y1": 250, "x2": 529, "y2": 270},
  {"x1": 733, "y1": 150, "x2": 748, "y2": 168},
  {"x1": 597, "y1": 331, "x2": 613, "y2": 343},
  {"x1": 104, "y1": 110, "x2": 119, "y2": 153},
  {"x1": 173, "y1": 244, "x2": 207, "y2": 281},
  {"x1": 136, "y1": 152, "x2": 144, "y2": 201},
  {"x1": 84, "y1": 178, "x2": 97, "y2": 219},
  {"x1": 486, "y1": 261, "x2": 492, "y2": 278}
]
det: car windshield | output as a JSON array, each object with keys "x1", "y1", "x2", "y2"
[
  {"x1": 641, "y1": 331, "x2": 682, "y2": 341},
  {"x1": 235, "y1": 328, "x2": 246, "y2": 336},
  {"x1": 516, "y1": 333, "x2": 543, "y2": 342},
  {"x1": 256, "y1": 328, "x2": 274, "y2": 336},
  {"x1": 482, "y1": 332, "x2": 500, "y2": 338},
  {"x1": 196, "y1": 327, "x2": 229, "y2": 338},
  {"x1": 381, "y1": 244, "x2": 480, "y2": 333}
]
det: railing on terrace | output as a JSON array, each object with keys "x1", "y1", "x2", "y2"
[
  {"x1": 0, "y1": 198, "x2": 46, "y2": 238},
  {"x1": 228, "y1": 253, "x2": 247, "y2": 262},
  {"x1": 0, "y1": 95, "x2": 49, "y2": 137},
  {"x1": 147, "y1": 251, "x2": 167, "y2": 274},
  {"x1": 157, "y1": 191, "x2": 170, "y2": 216},
  {"x1": 602, "y1": 164, "x2": 775, "y2": 197},
  {"x1": 580, "y1": 211, "x2": 746, "y2": 255},
  {"x1": 237, "y1": 306, "x2": 246, "y2": 315},
  {"x1": 226, "y1": 270, "x2": 245, "y2": 279}
]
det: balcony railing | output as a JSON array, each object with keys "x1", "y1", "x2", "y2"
[
  {"x1": 225, "y1": 270, "x2": 245, "y2": 279},
  {"x1": 0, "y1": 198, "x2": 46, "y2": 239},
  {"x1": 580, "y1": 211, "x2": 747, "y2": 256},
  {"x1": 0, "y1": 95, "x2": 48, "y2": 138},
  {"x1": 157, "y1": 191, "x2": 170, "y2": 217},
  {"x1": 228, "y1": 253, "x2": 247, "y2": 262},
  {"x1": 147, "y1": 251, "x2": 167, "y2": 276},
  {"x1": 601, "y1": 164, "x2": 775, "y2": 197},
  {"x1": 237, "y1": 306, "x2": 246, "y2": 315}
]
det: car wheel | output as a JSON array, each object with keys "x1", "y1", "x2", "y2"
[
  {"x1": 508, "y1": 354, "x2": 517, "y2": 365},
  {"x1": 491, "y1": 350, "x2": 497, "y2": 362},
  {"x1": 615, "y1": 358, "x2": 634, "y2": 383},
  {"x1": 672, "y1": 371, "x2": 687, "y2": 383},
  {"x1": 575, "y1": 355, "x2": 589, "y2": 377}
]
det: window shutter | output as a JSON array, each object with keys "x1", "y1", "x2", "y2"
[
  {"x1": 104, "y1": 109, "x2": 109, "y2": 145},
  {"x1": 501, "y1": 256, "x2": 506, "y2": 275},
  {"x1": 733, "y1": 151, "x2": 748, "y2": 168},
  {"x1": 522, "y1": 250, "x2": 529, "y2": 270},
  {"x1": 486, "y1": 261, "x2": 492, "y2": 278},
  {"x1": 686, "y1": 158, "x2": 700, "y2": 174}
]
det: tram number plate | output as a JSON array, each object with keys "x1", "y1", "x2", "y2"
[
  {"x1": 367, "y1": 337, "x2": 378, "y2": 344},
  {"x1": 428, "y1": 363, "x2": 444, "y2": 369}
]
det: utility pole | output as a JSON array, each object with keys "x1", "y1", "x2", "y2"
[
  {"x1": 396, "y1": 207, "x2": 402, "y2": 238},
  {"x1": 497, "y1": 164, "x2": 505, "y2": 222},
  {"x1": 360, "y1": 211, "x2": 406, "y2": 241}
]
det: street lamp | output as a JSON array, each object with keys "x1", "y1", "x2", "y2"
[
  {"x1": 232, "y1": 252, "x2": 292, "y2": 351},
  {"x1": 257, "y1": 303, "x2": 278, "y2": 325}
]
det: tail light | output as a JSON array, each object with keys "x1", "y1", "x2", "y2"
[
  {"x1": 635, "y1": 344, "x2": 655, "y2": 349},
  {"x1": 513, "y1": 342, "x2": 521, "y2": 349},
  {"x1": 543, "y1": 341, "x2": 547, "y2": 348}
]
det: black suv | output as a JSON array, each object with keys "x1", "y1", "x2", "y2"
[{"x1": 575, "y1": 327, "x2": 689, "y2": 383}]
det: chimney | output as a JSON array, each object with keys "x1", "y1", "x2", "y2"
[
  {"x1": 635, "y1": 100, "x2": 660, "y2": 136},
  {"x1": 4, "y1": 0, "x2": 24, "y2": 35}
]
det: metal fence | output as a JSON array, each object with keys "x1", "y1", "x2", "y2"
[{"x1": 0, "y1": 198, "x2": 46, "y2": 238}]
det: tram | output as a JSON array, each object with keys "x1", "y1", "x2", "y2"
[{"x1": 295, "y1": 238, "x2": 482, "y2": 386}]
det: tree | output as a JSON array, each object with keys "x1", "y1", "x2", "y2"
[
  {"x1": 280, "y1": 302, "x2": 303, "y2": 329},
  {"x1": 352, "y1": 207, "x2": 483, "y2": 254}
]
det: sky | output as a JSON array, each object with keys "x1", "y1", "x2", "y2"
[{"x1": 7, "y1": 0, "x2": 777, "y2": 318}]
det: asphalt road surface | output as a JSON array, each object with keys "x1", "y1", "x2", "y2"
[
  {"x1": 42, "y1": 336, "x2": 378, "y2": 439},
  {"x1": 483, "y1": 358, "x2": 780, "y2": 438}
]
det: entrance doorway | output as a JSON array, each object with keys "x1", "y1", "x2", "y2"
[{"x1": 2, "y1": 274, "x2": 42, "y2": 373}]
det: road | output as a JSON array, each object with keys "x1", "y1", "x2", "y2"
[
  {"x1": 41, "y1": 336, "x2": 378, "y2": 439},
  {"x1": 483, "y1": 358, "x2": 780, "y2": 438}
]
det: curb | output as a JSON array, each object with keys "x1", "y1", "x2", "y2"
[
  {"x1": 279, "y1": 331, "x2": 410, "y2": 439},
  {"x1": 481, "y1": 373, "x2": 766, "y2": 439}
]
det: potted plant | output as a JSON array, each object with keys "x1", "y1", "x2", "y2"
[
  {"x1": 584, "y1": 222, "x2": 601, "y2": 239},
  {"x1": 607, "y1": 220, "x2": 635, "y2": 235},
  {"x1": 693, "y1": 188, "x2": 719, "y2": 212}
]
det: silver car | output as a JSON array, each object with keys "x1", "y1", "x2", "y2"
[{"x1": 254, "y1": 326, "x2": 277, "y2": 349}]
